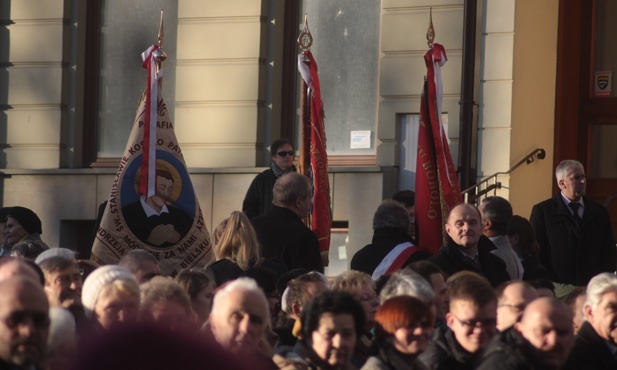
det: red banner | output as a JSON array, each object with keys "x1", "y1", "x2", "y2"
[
  {"x1": 415, "y1": 44, "x2": 462, "y2": 255},
  {"x1": 298, "y1": 51, "x2": 332, "y2": 253}
]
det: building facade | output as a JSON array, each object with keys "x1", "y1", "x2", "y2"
[{"x1": 2, "y1": 0, "x2": 614, "y2": 273}]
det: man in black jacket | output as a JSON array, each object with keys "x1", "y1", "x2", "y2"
[
  {"x1": 351, "y1": 200, "x2": 428, "y2": 279},
  {"x1": 418, "y1": 271, "x2": 497, "y2": 370},
  {"x1": 242, "y1": 138, "x2": 296, "y2": 219},
  {"x1": 530, "y1": 159, "x2": 616, "y2": 285},
  {"x1": 428, "y1": 203, "x2": 510, "y2": 287},
  {"x1": 251, "y1": 173, "x2": 323, "y2": 273},
  {"x1": 566, "y1": 273, "x2": 617, "y2": 370},
  {"x1": 478, "y1": 297, "x2": 573, "y2": 370}
]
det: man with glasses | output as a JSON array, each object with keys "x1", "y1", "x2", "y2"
[
  {"x1": 243, "y1": 138, "x2": 296, "y2": 219},
  {"x1": 37, "y1": 256, "x2": 83, "y2": 310},
  {"x1": 530, "y1": 159, "x2": 616, "y2": 286},
  {"x1": 419, "y1": 271, "x2": 497, "y2": 370},
  {"x1": 478, "y1": 297, "x2": 574, "y2": 370},
  {"x1": 495, "y1": 280, "x2": 538, "y2": 332},
  {"x1": 36, "y1": 256, "x2": 88, "y2": 336},
  {"x1": 0, "y1": 277, "x2": 50, "y2": 369}
]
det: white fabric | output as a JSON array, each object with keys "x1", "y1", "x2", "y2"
[
  {"x1": 371, "y1": 241, "x2": 414, "y2": 280},
  {"x1": 489, "y1": 235, "x2": 524, "y2": 280}
]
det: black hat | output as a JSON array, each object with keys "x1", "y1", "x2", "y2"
[
  {"x1": 0, "y1": 207, "x2": 12, "y2": 223},
  {"x1": 7, "y1": 207, "x2": 42, "y2": 235}
]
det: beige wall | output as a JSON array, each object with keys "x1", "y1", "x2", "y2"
[
  {"x1": 0, "y1": 0, "x2": 68, "y2": 169},
  {"x1": 174, "y1": 0, "x2": 274, "y2": 168},
  {"x1": 378, "y1": 0, "x2": 465, "y2": 167},
  {"x1": 509, "y1": 0, "x2": 559, "y2": 217}
]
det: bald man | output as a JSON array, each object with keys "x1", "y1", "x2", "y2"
[
  {"x1": 0, "y1": 258, "x2": 43, "y2": 285},
  {"x1": 0, "y1": 277, "x2": 50, "y2": 369},
  {"x1": 495, "y1": 281, "x2": 538, "y2": 331},
  {"x1": 478, "y1": 297, "x2": 574, "y2": 370},
  {"x1": 428, "y1": 203, "x2": 510, "y2": 287}
]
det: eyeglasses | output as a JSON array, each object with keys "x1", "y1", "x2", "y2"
[
  {"x1": 450, "y1": 313, "x2": 496, "y2": 329},
  {"x1": 276, "y1": 151, "x2": 294, "y2": 157}
]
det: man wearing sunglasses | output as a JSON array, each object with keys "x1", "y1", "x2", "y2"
[{"x1": 243, "y1": 138, "x2": 296, "y2": 219}]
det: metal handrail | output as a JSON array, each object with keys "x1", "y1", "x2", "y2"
[{"x1": 462, "y1": 148, "x2": 546, "y2": 203}]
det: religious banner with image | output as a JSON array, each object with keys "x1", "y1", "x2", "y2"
[{"x1": 91, "y1": 45, "x2": 212, "y2": 276}]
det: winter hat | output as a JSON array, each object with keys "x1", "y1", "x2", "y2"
[
  {"x1": 7, "y1": 206, "x2": 42, "y2": 234},
  {"x1": 35, "y1": 247, "x2": 77, "y2": 265},
  {"x1": 82, "y1": 265, "x2": 139, "y2": 319}
]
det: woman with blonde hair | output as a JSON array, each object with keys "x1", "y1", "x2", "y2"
[
  {"x1": 331, "y1": 270, "x2": 380, "y2": 368},
  {"x1": 205, "y1": 211, "x2": 286, "y2": 287}
]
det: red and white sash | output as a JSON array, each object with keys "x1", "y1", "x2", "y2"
[{"x1": 372, "y1": 242, "x2": 418, "y2": 280}]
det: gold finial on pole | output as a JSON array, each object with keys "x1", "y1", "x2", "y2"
[
  {"x1": 154, "y1": 9, "x2": 167, "y2": 73},
  {"x1": 427, "y1": 7, "x2": 435, "y2": 48},
  {"x1": 297, "y1": 14, "x2": 313, "y2": 55}
]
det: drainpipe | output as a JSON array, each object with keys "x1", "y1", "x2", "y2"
[{"x1": 458, "y1": 0, "x2": 478, "y2": 190}]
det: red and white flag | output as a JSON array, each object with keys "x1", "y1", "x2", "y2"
[
  {"x1": 415, "y1": 44, "x2": 462, "y2": 255},
  {"x1": 298, "y1": 51, "x2": 332, "y2": 254},
  {"x1": 91, "y1": 45, "x2": 213, "y2": 276}
]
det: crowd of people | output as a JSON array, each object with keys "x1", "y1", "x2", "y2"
[{"x1": 0, "y1": 150, "x2": 614, "y2": 370}]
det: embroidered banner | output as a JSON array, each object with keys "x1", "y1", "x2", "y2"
[{"x1": 91, "y1": 46, "x2": 213, "y2": 276}]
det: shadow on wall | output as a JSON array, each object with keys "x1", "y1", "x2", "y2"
[{"x1": 0, "y1": 1, "x2": 12, "y2": 170}]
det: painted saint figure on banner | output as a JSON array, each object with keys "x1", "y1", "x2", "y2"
[{"x1": 121, "y1": 155, "x2": 195, "y2": 249}]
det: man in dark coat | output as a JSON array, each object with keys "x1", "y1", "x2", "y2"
[
  {"x1": 566, "y1": 273, "x2": 617, "y2": 370},
  {"x1": 351, "y1": 199, "x2": 428, "y2": 279},
  {"x1": 251, "y1": 173, "x2": 323, "y2": 273},
  {"x1": 530, "y1": 159, "x2": 616, "y2": 286},
  {"x1": 478, "y1": 297, "x2": 574, "y2": 370},
  {"x1": 418, "y1": 271, "x2": 497, "y2": 370},
  {"x1": 242, "y1": 138, "x2": 296, "y2": 219},
  {"x1": 428, "y1": 203, "x2": 510, "y2": 287}
]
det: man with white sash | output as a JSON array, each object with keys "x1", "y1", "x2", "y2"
[{"x1": 351, "y1": 200, "x2": 429, "y2": 279}]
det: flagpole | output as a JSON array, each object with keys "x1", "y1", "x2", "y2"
[
  {"x1": 154, "y1": 9, "x2": 167, "y2": 89},
  {"x1": 298, "y1": 14, "x2": 312, "y2": 225}
]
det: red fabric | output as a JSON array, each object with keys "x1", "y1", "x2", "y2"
[
  {"x1": 415, "y1": 44, "x2": 462, "y2": 255},
  {"x1": 139, "y1": 45, "x2": 159, "y2": 196},
  {"x1": 305, "y1": 51, "x2": 332, "y2": 253},
  {"x1": 384, "y1": 246, "x2": 419, "y2": 276}
]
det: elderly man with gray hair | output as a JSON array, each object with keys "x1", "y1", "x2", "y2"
[
  {"x1": 530, "y1": 159, "x2": 616, "y2": 286},
  {"x1": 251, "y1": 172, "x2": 323, "y2": 272},
  {"x1": 566, "y1": 272, "x2": 617, "y2": 370},
  {"x1": 351, "y1": 200, "x2": 429, "y2": 279},
  {"x1": 208, "y1": 278, "x2": 277, "y2": 369}
]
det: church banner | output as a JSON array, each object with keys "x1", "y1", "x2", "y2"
[{"x1": 91, "y1": 46, "x2": 213, "y2": 276}]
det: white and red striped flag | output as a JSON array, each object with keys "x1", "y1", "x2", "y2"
[{"x1": 415, "y1": 43, "x2": 462, "y2": 254}]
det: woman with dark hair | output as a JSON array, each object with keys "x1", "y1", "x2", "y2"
[
  {"x1": 174, "y1": 269, "x2": 214, "y2": 326},
  {"x1": 205, "y1": 211, "x2": 287, "y2": 287},
  {"x1": 361, "y1": 296, "x2": 433, "y2": 370},
  {"x1": 506, "y1": 215, "x2": 550, "y2": 281},
  {"x1": 274, "y1": 291, "x2": 366, "y2": 370}
]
